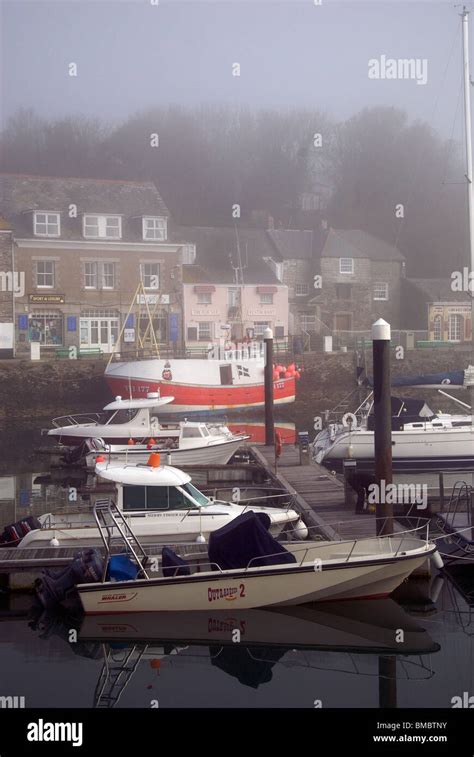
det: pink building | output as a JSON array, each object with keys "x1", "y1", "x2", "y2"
[{"x1": 176, "y1": 226, "x2": 289, "y2": 349}]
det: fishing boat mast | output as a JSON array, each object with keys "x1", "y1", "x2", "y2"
[{"x1": 461, "y1": 7, "x2": 474, "y2": 421}]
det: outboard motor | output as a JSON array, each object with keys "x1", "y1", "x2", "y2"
[
  {"x1": 0, "y1": 515, "x2": 42, "y2": 547},
  {"x1": 35, "y1": 548, "x2": 104, "y2": 610}
]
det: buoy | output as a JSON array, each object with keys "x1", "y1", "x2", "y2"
[
  {"x1": 284, "y1": 371, "x2": 292, "y2": 378},
  {"x1": 196, "y1": 534, "x2": 206, "y2": 544},
  {"x1": 147, "y1": 437, "x2": 157, "y2": 449},
  {"x1": 127, "y1": 438, "x2": 135, "y2": 446},
  {"x1": 49, "y1": 537, "x2": 60, "y2": 547},
  {"x1": 147, "y1": 452, "x2": 161, "y2": 468},
  {"x1": 96, "y1": 456, "x2": 106, "y2": 463},
  {"x1": 272, "y1": 370, "x2": 279, "y2": 381}
]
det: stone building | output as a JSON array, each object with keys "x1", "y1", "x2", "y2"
[
  {"x1": 0, "y1": 174, "x2": 188, "y2": 355},
  {"x1": 311, "y1": 228, "x2": 406, "y2": 336},
  {"x1": 402, "y1": 278, "x2": 471, "y2": 342}
]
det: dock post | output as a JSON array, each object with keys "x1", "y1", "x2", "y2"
[
  {"x1": 372, "y1": 319, "x2": 394, "y2": 536},
  {"x1": 264, "y1": 327, "x2": 275, "y2": 447}
]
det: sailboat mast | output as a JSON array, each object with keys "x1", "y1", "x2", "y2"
[{"x1": 461, "y1": 7, "x2": 474, "y2": 418}]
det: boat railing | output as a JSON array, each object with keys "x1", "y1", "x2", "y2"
[
  {"x1": 51, "y1": 413, "x2": 102, "y2": 428},
  {"x1": 275, "y1": 521, "x2": 432, "y2": 568},
  {"x1": 439, "y1": 480, "x2": 473, "y2": 531}
]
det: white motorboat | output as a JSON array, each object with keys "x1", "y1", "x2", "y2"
[
  {"x1": 47, "y1": 394, "x2": 249, "y2": 466},
  {"x1": 76, "y1": 508, "x2": 439, "y2": 614},
  {"x1": 47, "y1": 394, "x2": 175, "y2": 446},
  {"x1": 83, "y1": 425, "x2": 249, "y2": 470},
  {"x1": 15, "y1": 455, "x2": 308, "y2": 549}
]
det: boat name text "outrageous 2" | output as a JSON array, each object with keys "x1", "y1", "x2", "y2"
[{"x1": 208, "y1": 584, "x2": 245, "y2": 602}]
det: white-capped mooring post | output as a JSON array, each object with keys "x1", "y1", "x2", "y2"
[
  {"x1": 264, "y1": 327, "x2": 275, "y2": 447},
  {"x1": 372, "y1": 319, "x2": 394, "y2": 536}
]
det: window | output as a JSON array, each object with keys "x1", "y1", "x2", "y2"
[
  {"x1": 140, "y1": 263, "x2": 160, "y2": 289},
  {"x1": 34, "y1": 212, "x2": 60, "y2": 237},
  {"x1": 198, "y1": 322, "x2": 212, "y2": 340},
  {"x1": 142, "y1": 217, "x2": 167, "y2": 241},
  {"x1": 295, "y1": 283, "x2": 310, "y2": 296},
  {"x1": 182, "y1": 244, "x2": 196, "y2": 264},
  {"x1": 228, "y1": 288, "x2": 240, "y2": 307},
  {"x1": 300, "y1": 314, "x2": 317, "y2": 332},
  {"x1": 138, "y1": 313, "x2": 167, "y2": 343},
  {"x1": 433, "y1": 315, "x2": 442, "y2": 341},
  {"x1": 102, "y1": 263, "x2": 115, "y2": 289},
  {"x1": 122, "y1": 485, "x2": 195, "y2": 511},
  {"x1": 373, "y1": 282, "x2": 388, "y2": 301},
  {"x1": 84, "y1": 262, "x2": 98, "y2": 289},
  {"x1": 336, "y1": 283, "x2": 352, "y2": 300},
  {"x1": 80, "y1": 309, "x2": 119, "y2": 350},
  {"x1": 254, "y1": 321, "x2": 271, "y2": 337},
  {"x1": 275, "y1": 325, "x2": 285, "y2": 338},
  {"x1": 448, "y1": 314, "x2": 463, "y2": 342},
  {"x1": 197, "y1": 292, "x2": 212, "y2": 304},
  {"x1": 187, "y1": 326, "x2": 198, "y2": 341},
  {"x1": 83, "y1": 215, "x2": 121, "y2": 239},
  {"x1": 339, "y1": 258, "x2": 354, "y2": 275},
  {"x1": 182, "y1": 427, "x2": 203, "y2": 438},
  {"x1": 36, "y1": 261, "x2": 55, "y2": 288},
  {"x1": 259, "y1": 293, "x2": 273, "y2": 305},
  {"x1": 28, "y1": 311, "x2": 63, "y2": 346}
]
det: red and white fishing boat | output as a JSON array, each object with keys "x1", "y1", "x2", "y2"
[{"x1": 104, "y1": 353, "x2": 298, "y2": 414}]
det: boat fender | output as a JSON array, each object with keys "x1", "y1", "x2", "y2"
[
  {"x1": 431, "y1": 550, "x2": 444, "y2": 571},
  {"x1": 275, "y1": 431, "x2": 283, "y2": 458},
  {"x1": 342, "y1": 412, "x2": 358, "y2": 429},
  {"x1": 293, "y1": 519, "x2": 309, "y2": 540},
  {"x1": 49, "y1": 537, "x2": 60, "y2": 547}
]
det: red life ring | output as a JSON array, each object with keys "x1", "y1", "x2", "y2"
[{"x1": 275, "y1": 431, "x2": 283, "y2": 457}]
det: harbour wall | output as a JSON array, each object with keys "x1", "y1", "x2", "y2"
[{"x1": 0, "y1": 347, "x2": 471, "y2": 420}]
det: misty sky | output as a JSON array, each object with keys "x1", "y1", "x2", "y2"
[{"x1": 0, "y1": 0, "x2": 470, "y2": 141}]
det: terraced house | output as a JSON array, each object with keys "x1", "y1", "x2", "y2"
[{"x1": 0, "y1": 174, "x2": 189, "y2": 356}]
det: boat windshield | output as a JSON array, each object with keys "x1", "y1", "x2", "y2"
[
  {"x1": 180, "y1": 482, "x2": 210, "y2": 506},
  {"x1": 102, "y1": 409, "x2": 140, "y2": 425}
]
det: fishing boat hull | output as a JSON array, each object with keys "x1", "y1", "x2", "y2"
[
  {"x1": 78, "y1": 544, "x2": 436, "y2": 614},
  {"x1": 105, "y1": 358, "x2": 296, "y2": 413}
]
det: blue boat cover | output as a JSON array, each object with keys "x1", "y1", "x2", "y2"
[
  {"x1": 208, "y1": 511, "x2": 297, "y2": 570},
  {"x1": 108, "y1": 554, "x2": 139, "y2": 582},
  {"x1": 162, "y1": 546, "x2": 191, "y2": 577},
  {"x1": 368, "y1": 370, "x2": 465, "y2": 388}
]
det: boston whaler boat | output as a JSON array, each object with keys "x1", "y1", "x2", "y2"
[
  {"x1": 12, "y1": 454, "x2": 308, "y2": 549},
  {"x1": 74, "y1": 502, "x2": 439, "y2": 614}
]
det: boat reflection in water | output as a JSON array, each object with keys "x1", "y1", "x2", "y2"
[{"x1": 29, "y1": 599, "x2": 439, "y2": 704}]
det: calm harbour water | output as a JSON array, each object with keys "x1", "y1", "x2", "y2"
[{"x1": 0, "y1": 417, "x2": 473, "y2": 709}]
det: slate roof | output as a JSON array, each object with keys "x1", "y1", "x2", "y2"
[
  {"x1": 321, "y1": 228, "x2": 405, "y2": 262},
  {"x1": 0, "y1": 173, "x2": 169, "y2": 242},
  {"x1": 407, "y1": 278, "x2": 470, "y2": 303},
  {"x1": 173, "y1": 226, "x2": 282, "y2": 285}
]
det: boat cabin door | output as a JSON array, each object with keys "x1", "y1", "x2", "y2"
[{"x1": 220, "y1": 364, "x2": 233, "y2": 385}]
